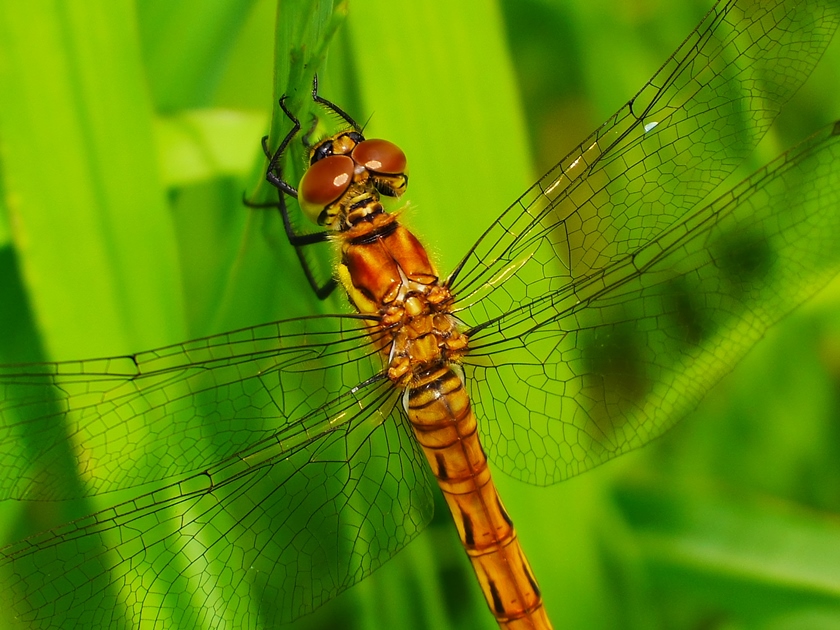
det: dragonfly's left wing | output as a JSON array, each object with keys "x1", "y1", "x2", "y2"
[
  {"x1": 1, "y1": 372, "x2": 435, "y2": 628},
  {"x1": 0, "y1": 314, "x2": 388, "y2": 502}
]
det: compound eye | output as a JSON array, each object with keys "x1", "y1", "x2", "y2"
[
  {"x1": 352, "y1": 139, "x2": 407, "y2": 176},
  {"x1": 298, "y1": 155, "x2": 354, "y2": 224}
]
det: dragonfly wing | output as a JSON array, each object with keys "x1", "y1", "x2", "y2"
[
  {"x1": 463, "y1": 122, "x2": 840, "y2": 484},
  {"x1": 0, "y1": 314, "x2": 387, "y2": 501},
  {"x1": 448, "y1": 0, "x2": 840, "y2": 303},
  {"x1": 0, "y1": 379, "x2": 434, "y2": 627}
]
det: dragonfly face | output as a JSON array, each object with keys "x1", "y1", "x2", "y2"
[
  {"x1": 1, "y1": 1, "x2": 840, "y2": 629},
  {"x1": 300, "y1": 134, "x2": 408, "y2": 223}
]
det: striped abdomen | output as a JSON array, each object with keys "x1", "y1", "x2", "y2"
[{"x1": 406, "y1": 365, "x2": 552, "y2": 630}]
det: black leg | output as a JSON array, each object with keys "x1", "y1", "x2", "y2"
[
  {"x1": 252, "y1": 92, "x2": 339, "y2": 299},
  {"x1": 264, "y1": 96, "x2": 302, "y2": 198},
  {"x1": 279, "y1": 192, "x2": 339, "y2": 299},
  {"x1": 311, "y1": 75, "x2": 363, "y2": 133}
]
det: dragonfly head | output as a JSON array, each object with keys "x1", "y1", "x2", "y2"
[{"x1": 299, "y1": 132, "x2": 410, "y2": 227}]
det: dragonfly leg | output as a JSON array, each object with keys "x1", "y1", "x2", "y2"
[
  {"x1": 249, "y1": 94, "x2": 339, "y2": 300},
  {"x1": 265, "y1": 95, "x2": 302, "y2": 198},
  {"x1": 311, "y1": 74, "x2": 363, "y2": 134}
]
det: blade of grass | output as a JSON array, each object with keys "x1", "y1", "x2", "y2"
[
  {"x1": 0, "y1": 1, "x2": 185, "y2": 359},
  {"x1": 138, "y1": 0, "x2": 260, "y2": 110}
]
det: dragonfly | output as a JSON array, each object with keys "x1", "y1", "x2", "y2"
[{"x1": 2, "y1": 0, "x2": 840, "y2": 628}]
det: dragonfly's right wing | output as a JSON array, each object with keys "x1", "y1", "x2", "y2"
[
  {"x1": 465, "y1": 121, "x2": 840, "y2": 485},
  {"x1": 449, "y1": 0, "x2": 840, "y2": 303},
  {"x1": 446, "y1": 0, "x2": 840, "y2": 485}
]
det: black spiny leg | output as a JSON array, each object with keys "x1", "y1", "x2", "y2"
[
  {"x1": 248, "y1": 94, "x2": 339, "y2": 300},
  {"x1": 311, "y1": 75, "x2": 363, "y2": 133}
]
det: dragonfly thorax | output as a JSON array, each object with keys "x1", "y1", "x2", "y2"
[
  {"x1": 335, "y1": 208, "x2": 468, "y2": 385},
  {"x1": 384, "y1": 301, "x2": 468, "y2": 384}
]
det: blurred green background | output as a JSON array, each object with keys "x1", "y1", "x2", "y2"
[{"x1": 1, "y1": 0, "x2": 840, "y2": 629}]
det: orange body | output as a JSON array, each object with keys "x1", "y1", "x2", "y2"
[
  {"x1": 291, "y1": 120, "x2": 552, "y2": 628},
  {"x1": 337, "y1": 211, "x2": 552, "y2": 629}
]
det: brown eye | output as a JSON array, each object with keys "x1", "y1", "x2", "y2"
[
  {"x1": 352, "y1": 139, "x2": 407, "y2": 175},
  {"x1": 298, "y1": 155, "x2": 354, "y2": 224}
]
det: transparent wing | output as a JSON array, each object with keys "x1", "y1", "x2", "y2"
[
  {"x1": 463, "y1": 122, "x2": 840, "y2": 484},
  {"x1": 1, "y1": 383, "x2": 435, "y2": 627},
  {"x1": 447, "y1": 0, "x2": 840, "y2": 484},
  {"x1": 450, "y1": 0, "x2": 839, "y2": 299},
  {"x1": 0, "y1": 314, "x2": 387, "y2": 501}
]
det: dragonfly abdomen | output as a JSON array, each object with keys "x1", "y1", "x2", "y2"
[{"x1": 406, "y1": 365, "x2": 552, "y2": 629}]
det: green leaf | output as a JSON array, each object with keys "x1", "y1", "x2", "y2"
[
  {"x1": 154, "y1": 108, "x2": 269, "y2": 186},
  {"x1": 0, "y1": 1, "x2": 185, "y2": 358},
  {"x1": 617, "y1": 479, "x2": 840, "y2": 625}
]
